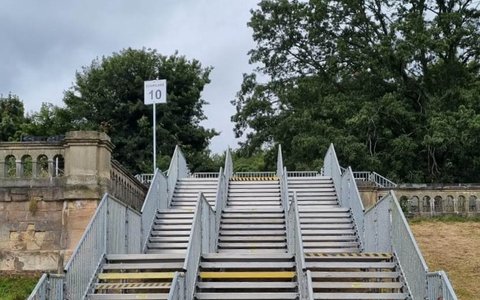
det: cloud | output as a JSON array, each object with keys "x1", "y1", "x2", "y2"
[{"x1": 0, "y1": 0, "x2": 258, "y2": 152}]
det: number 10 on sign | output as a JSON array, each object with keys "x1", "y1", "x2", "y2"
[{"x1": 144, "y1": 80, "x2": 167, "y2": 172}]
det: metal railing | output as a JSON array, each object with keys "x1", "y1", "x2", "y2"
[
  {"x1": 353, "y1": 171, "x2": 397, "y2": 188},
  {"x1": 287, "y1": 191, "x2": 308, "y2": 299},
  {"x1": 323, "y1": 144, "x2": 343, "y2": 196},
  {"x1": 190, "y1": 172, "x2": 219, "y2": 178},
  {"x1": 167, "y1": 272, "x2": 185, "y2": 300},
  {"x1": 141, "y1": 169, "x2": 168, "y2": 250},
  {"x1": 28, "y1": 273, "x2": 64, "y2": 300},
  {"x1": 427, "y1": 271, "x2": 458, "y2": 300},
  {"x1": 224, "y1": 148, "x2": 233, "y2": 178},
  {"x1": 167, "y1": 145, "x2": 189, "y2": 204},
  {"x1": 183, "y1": 193, "x2": 216, "y2": 300},
  {"x1": 277, "y1": 145, "x2": 289, "y2": 211},
  {"x1": 214, "y1": 167, "x2": 227, "y2": 239},
  {"x1": 287, "y1": 171, "x2": 321, "y2": 177},
  {"x1": 391, "y1": 192, "x2": 428, "y2": 299},
  {"x1": 340, "y1": 167, "x2": 365, "y2": 249},
  {"x1": 233, "y1": 171, "x2": 277, "y2": 178},
  {"x1": 364, "y1": 195, "x2": 391, "y2": 252}
]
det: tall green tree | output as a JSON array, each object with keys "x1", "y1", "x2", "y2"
[
  {"x1": 0, "y1": 94, "x2": 25, "y2": 141},
  {"x1": 233, "y1": 0, "x2": 480, "y2": 182},
  {"x1": 62, "y1": 48, "x2": 217, "y2": 173}
]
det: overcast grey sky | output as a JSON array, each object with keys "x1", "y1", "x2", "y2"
[{"x1": 0, "y1": 0, "x2": 259, "y2": 153}]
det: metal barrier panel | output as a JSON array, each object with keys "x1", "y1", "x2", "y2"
[
  {"x1": 168, "y1": 272, "x2": 185, "y2": 300},
  {"x1": 126, "y1": 207, "x2": 142, "y2": 253},
  {"x1": 224, "y1": 148, "x2": 233, "y2": 178},
  {"x1": 340, "y1": 167, "x2": 365, "y2": 248},
  {"x1": 190, "y1": 172, "x2": 219, "y2": 178},
  {"x1": 233, "y1": 171, "x2": 277, "y2": 178},
  {"x1": 107, "y1": 198, "x2": 127, "y2": 254},
  {"x1": 323, "y1": 144, "x2": 342, "y2": 196},
  {"x1": 64, "y1": 195, "x2": 108, "y2": 300},
  {"x1": 27, "y1": 273, "x2": 47, "y2": 300},
  {"x1": 48, "y1": 274, "x2": 64, "y2": 299},
  {"x1": 214, "y1": 167, "x2": 227, "y2": 250},
  {"x1": 427, "y1": 271, "x2": 458, "y2": 300},
  {"x1": 167, "y1": 146, "x2": 189, "y2": 204},
  {"x1": 364, "y1": 195, "x2": 392, "y2": 252},
  {"x1": 287, "y1": 171, "x2": 320, "y2": 177},
  {"x1": 141, "y1": 169, "x2": 168, "y2": 250},
  {"x1": 390, "y1": 194, "x2": 428, "y2": 300}
]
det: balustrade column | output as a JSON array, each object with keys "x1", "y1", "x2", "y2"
[
  {"x1": 48, "y1": 160, "x2": 54, "y2": 177},
  {"x1": 0, "y1": 161, "x2": 4, "y2": 178},
  {"x1": 15, "y1": 159, "x2": 22, "y2": 178},
  {"x1": 31, "y1": 162, "x2": 38, "y2": 179}
]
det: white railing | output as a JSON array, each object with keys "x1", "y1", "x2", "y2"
[
  {"x1": 340, "y1": 167, "x2": 365, "y2": 249},
  {"x1": 190, "y1": 172, "x2": 219, "y2": 178},
  {"x1": 214, "y1": 167, "x2": 227, "y2": 240},
  {"x1": 353, "y1": 171, "x2": 397, "y2": 188},
  {"x1": 323, "y1": 144, "x2": 343, "y2": 196},
  {"x1": 233, "y1": 171, "x2": 277, "y2": 178},
  {"x1": 287, "y1": 191, "x2": 308, "y2": 299},
  {"x1": 427, "y1": 271, "x2": 458, "y2": 300},
  {"x1": 287, "y1": 171, "x2": 321, "y2": 177},
  {"x1": 27, "y1": 274, "x2": 64, "y2": 300},
  {"x1": 141, "y1": 168, "x2": 168, "y2": 251},
  {"x1": 277, "y1": 145, "x2": 289, "y2": 211},
  {"x1": 167, "y1": 145, "x2": 189, "y2": 204},
  {"x1": 364, "y1": 196, "x2": 391, "y2": 252},
  {"x1": 224, "y1": 148, "x2": 233, "y2": 178},
  {"x1": 182, "y1": 193, "x2": 216, "y2": 300}
]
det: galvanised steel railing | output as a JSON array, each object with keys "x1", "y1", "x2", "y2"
[
  {"x1": 167, "y1": 145, "x2": 189, "y2": 204},
  {"x1": 27, "y1": 273, "x2": 64, "y2": 300},
  {"x1": 167, "y1": 272, "x2": 185, "y2": 300},
  {"x1": 134, "y1": 173, "x2": 154, "y2": 185},
  {"x1": 141, "y1": 168, "x2": 168, "y2": 251},
  {"x1": 391, "y1": 192, "x2": 428, "y2": 300},
  {"x1": 190, "y1": 172, "x2": 219, "y2": 178},
  {"x1": 233, "y1": 171, "x2": 277, "y2": 178},
  {"x1": 323, "y1": 144, "x2": 342, "y2": 196},
  {"x1": 364, "y1": 195, "x2": 391, "y2": 252},
  {"x1": 287, "y1": 171, "x2": 321, "y2": 177},
  {"x1": 287, "y1": 191, "x2": 308, "y2": 299},
  {"x1": 340, "y1": 167, "x2": 365, "y2": 250},
  {"x1": 353, "y1": 171, "x2": 397, "y2": 188},
  {"x1": 182, "y1": 193, "x2": 216, "y2": 300},
  {"x1": 214, "y1": 167, "x2": 227, "y2": 240},
  {"x1": 224, "y1": 148, "x2": 233, "y2": 178},
  {"x1": 427, "y1": 271, "x2": 458, "y2": 300},
  {"x1": 277, "y1": 145, "x2": 290, "y2": 211}
]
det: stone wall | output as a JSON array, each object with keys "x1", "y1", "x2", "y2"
[
  {"x1": 358, "y1": 182, "x2": 480, "y2": 217},
  {"x1": 0, "y1": 131, "x2": 147, "y2": 273}
]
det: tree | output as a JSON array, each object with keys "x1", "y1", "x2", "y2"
[
  {"x1": 62, "y1": 48, "x2": 217, "y2": 173},
  {"x1": 21, "y1": 103, "x2": 73, "y2": 137},
  {"x1": 0, "y1": 94, "x2": 25, "y2": 141},
  {"x1": 233, "y1": 0, "x2": 480, "y2": 182}
]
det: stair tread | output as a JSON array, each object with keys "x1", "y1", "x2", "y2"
[
  {"x1": 102, "y1": 262, "x2": 183, "y2": 270},
  {"x1": 200, "y1": 262, "x2": 294, "y2": 269},
  {"x1": 312, "y1": 281, "x2": 404, "y2": 288},
  {"x1": 89, "y1": 294, "x2": 168, "y2": 300},
  {"x1": 197, "y1": 282, "x2": 297, "y2": 289},
  {"x1": 196, "y1": 293, "x2": 298, "y2": 299},
  {"x1": 95, "y1": 282, "x2": 171, "y2": 290},
  {"x1": 313, "y1": 293, "x2": 408, "y2": 299}
]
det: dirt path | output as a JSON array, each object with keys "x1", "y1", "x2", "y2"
[{"x1": 410, "y1": 221, "x2": 480, "y2": 300}]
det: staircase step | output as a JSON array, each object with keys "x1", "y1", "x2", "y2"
[
  {"x1": 313, "y1": 293, "x2": 408, "y2": 299},
  {"x1": 221, "y1": 224, "x2": 285, "y2": 229},
  {"x1": 202, "y1": 253, "x2": 293, "y2": 261},
  {"x1": 221, "y1": 219, "x2": 285, "y2": 224},
  {"x1": 312, "y1": 282, "x2": 403, "y2": 289},
  {"x1": 102, "y1": 262, "x2": 183, "y2": 270},
  {"x1": 199, "y1": 271, "x2": 295, "y2": 279},
  {"x1": 97, "y1": 272, "x2": 175, "y2": 280},
  {"x1": 311, "y1": 271, "x2": 400, "y2": 279},
  {"x1": 218, "y1": 242, "x2": 287, "y2": 248},
  {"x1": 305, "y1": 262, "x2": 396, "y2": 269},
  {"x1": 223, "y1": 207, "x2": 284, "y2": 213},
  {"x1": 95, "y1": 282, "x2": 171, "y2": 290},
  {"x1": 106, "y1": 253, "x2": 184, "y2": 261},
  {"x1": 89, "y1": 294, "x2": 168, "y2": 300},
  {"x1": 220, "y1": 230, "x2": 286, "y2": 236},
  {"x1": 219, "y1": 236, "x2": 286, "y2": 242},
  {"x1": 196, "y1": 293, "x2": 297, "y2": 299},
  {"x1": 303, "y1": 241, "x2": 359, "y2": 248},
  {"x1": 197, "y1": 282, "x2": 297, "y2": 289},
  {"x1": 222, "y1": 213, "x2": 285, "y2": 218},
  {"x1": 200, "y1": 261, "x2": 294, "y2": 269},
  {"x1": 304, "y1": 252, "x2": 393, "y2": 261}
]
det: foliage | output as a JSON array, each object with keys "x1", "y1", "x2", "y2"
[
  {"x1": 0, "y1": 275, "x2": 38, "y2": 300},
  {"x1": 233, "y1": 0, "x2": 480, "y2": 182},
  {"x1": 0, "y1": 94, "x2": 25, "y2": 141}
]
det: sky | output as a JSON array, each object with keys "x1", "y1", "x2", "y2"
[{"x1": 0, "y1": 0, "x2": 259, "y2": 153}]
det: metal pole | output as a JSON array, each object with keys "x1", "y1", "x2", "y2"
[{"x1": 153, "y1": 102, "x2": 156, "y2": 172}]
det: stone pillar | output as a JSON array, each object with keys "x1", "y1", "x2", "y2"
[
  {"x1": 63, "y1": 131, "x2": 115, "y2": 200},
  {"x1": 0, "y1": 160, "x2": 4, "y2": 178},
  {"x1": 15, "y1": 159, "x2": 22, "y2": 178}
]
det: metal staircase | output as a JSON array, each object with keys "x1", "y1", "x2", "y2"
[
  {"x1": 194, "y1": 177, "x2": 298, "y2": 299},
  {"x1": 29, "y1": 144, "x2": 458, "y2": 300}
]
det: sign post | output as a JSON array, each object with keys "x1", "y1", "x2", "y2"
[{"x1": 144, "y1": 79, "x2": 167, "y2": 172}]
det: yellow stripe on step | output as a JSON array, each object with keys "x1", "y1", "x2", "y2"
[
  {"x1": 98, "y1": 272, "x2": 175, "y2": 280},
  {"x1": 200, "y1": 271, "x2": 295, "y2": 279}
]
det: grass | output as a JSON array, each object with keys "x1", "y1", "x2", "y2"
[
  {"x1": 410, "y1": 219, "x2": 480, "y2": 300},
  {"x1": 0, "y1": 275, "x2": 38, "y2": 300}
]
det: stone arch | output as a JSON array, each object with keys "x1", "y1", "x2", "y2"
[
  {"x1": 409, "y1": 196, "x2": 420, "y2": 213},
  {"x1": 21, "y1": 154, "x2": 33, "y2": 178},
  {"x1": 457, "y1": 195, "x2": 466, "y2": 213},
  {"x1": 53, "y1": 154, "x2": 64, "y2": 177},
  {"x1": 422, "y1": 196, "x2": 431, "y2": 212},
  {"x1": 469, "y1": 195, "x2": 477, "y2": 212},
  {"x1": 399, "y1": 195, "x2": 409, "y2": 214},
  {"x1": 434, "y1": 196, "x2": 443, "y2": 213},
  {"x1": 37, "y1": 154, "x2": 49, "y2": 177},
  {"x1": 5, "y1": 155, "x2": 16, "y2": 178},
  {"x1": 445, "y1": 195, "x2": 455, "y2": 213}
]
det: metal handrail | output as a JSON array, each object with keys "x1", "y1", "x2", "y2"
[
  {"x1": 427, "y1": 271, "x2": 458, "y2": 300},
  {"x1": 233, "y1": 171, "x2": 277, "y2": 177},
  {"x1": 323, "y1": 144, "x2": 343, "y2": 196},
  {"x1": 352, "y1": 171, "x2": 397, "y2": 188},
  {"x1": 167, "y1": 272, "x2": 185, "y2": 300},
  {"x1": 224, "y1": 148, "x2": 234, "y2": 178},
  {"x1": 183, "y1": 193, "x2": 216, "y2": 300},
  {"x1": 167, "y1": 146, "x2": 189, "y2": 204},
  {"x1": 27, "y1": 274, "x2": 47, "y2": 300},
  {"x1": 214, "y1": 167, "x2": 227, "y2": 245},
  {"x1": 287, "y1": 171, "x2": 321, "y2": 177},
  {"x1": 141, "y1": 168, "x2": 168, "y2": 251},
  {"x1": 341, "y1": 167, "x2": 365, "y2": 250},
  {"x1": 277, "y1": 145, "x2": 289, "y2": 211},
  {"x1": 190, "y1": 172, "x2": 219, "y2": 178}
]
